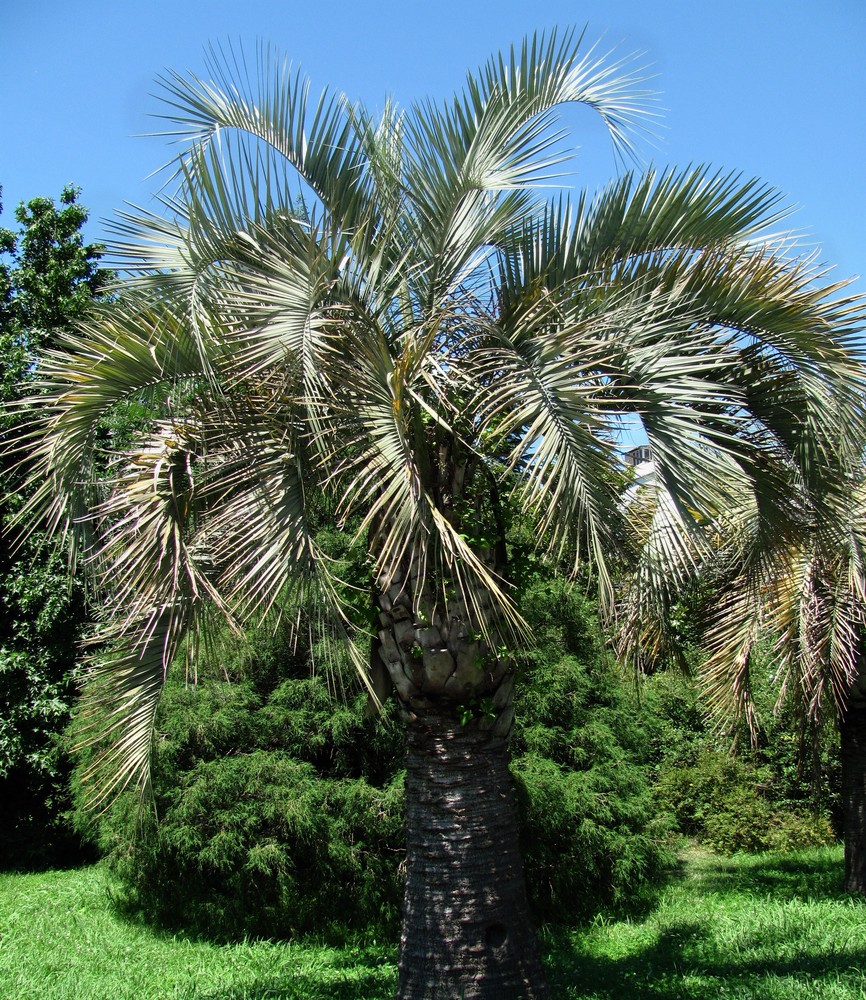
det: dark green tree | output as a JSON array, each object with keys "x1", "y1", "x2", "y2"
[{"x1": 0, "y1": 185, "x2": 108, "y2": 868}]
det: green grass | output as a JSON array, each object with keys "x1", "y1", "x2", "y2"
[
  {"x1": 0, "y1": 866, "x2": 396, "y2": 999},
  {"x1": 1, "y1": 845, "x2": 864, "y2": 998},
  {"x1": 545, "y1": 844, "x2": 866, "y2": 999}
]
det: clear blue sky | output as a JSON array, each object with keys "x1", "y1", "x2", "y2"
[{"x1": 2, "y1": 0, "x2": 864, "y2": 297}]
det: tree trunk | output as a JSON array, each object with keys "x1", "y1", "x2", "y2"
[
  {"x1": 372, "y1": 554, "x2": 547, "y2": 998},
  {"x1": 397, "y1": 709, "x2": 548, "y2": 999},
  {"x1": 840, "y1": 674, "x2": 866, "y2": 894}
]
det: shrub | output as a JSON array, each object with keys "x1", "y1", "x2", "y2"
[
  {"x1": 644, "y1": 659, "x2": 838, "y2": 854},
  {"x1": 72, "y1": 649, "x2": 407, "y2": 942},
  {"x1": 655, "y1": 749, "x2": 835, "y2": 854},
  {"x1": 72, "y1": 573, "x2": 673, "y2": 939},
  {"x1": 109, "y1": 752, "x2": 404, "y2": 940},
  {"x1": 512, "y1": 577, "x2": 673, "y2": 921}
]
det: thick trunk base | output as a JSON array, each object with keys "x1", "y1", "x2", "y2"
[{"x1": 397, "y1": 711, "x2": 548, "y2": 1000}]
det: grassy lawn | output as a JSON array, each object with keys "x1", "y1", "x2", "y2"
[
  {"x1": 0, "y1": 865, "x2": 396, "y2": 999},
  {"x1": 1, "y1": 845, "x2": 864, "y2": 998},
  {"x1": 546, "y1": 844, "x2": 866, "y2": 999}
]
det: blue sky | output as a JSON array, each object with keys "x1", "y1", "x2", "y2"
[{"x1": 2, "y1": 0, "x2": 864, "y2": 297}]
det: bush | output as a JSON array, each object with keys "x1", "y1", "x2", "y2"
[
  {"x1": 644, "y1": 661, "x2": 838, "y2": 854},
  {"x1": 109, "y1": 752, "x2": 404, "y2": 940},
  {"x1": 72, "y1": 574, "x2": 673, "y2": 940},
  {"x1": 655, "y1": 749, "x2": 834, "y2": 854},
  {"x1": 512, "y1": 578, "x2": 673, "y2": 921},
  {"x1": 73, "y1": 650, "x2": 407, "y2": 942}
]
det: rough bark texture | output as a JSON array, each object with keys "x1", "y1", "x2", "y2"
[
  {"x1": 369, "y1": 438, "x2": 546, "y2": 997},
  {"x1": 841, "y1": 674, "x2": 866, "y2": 895},
  {"x1": 372, "y1": 548, "x2": 547, "y2": 997},
  {"x1": 396, "y1": 710, "x2": 548, "y2": 999},
  {"x1": 374, "y1": 566, "x2": 512, "y2": 724}
]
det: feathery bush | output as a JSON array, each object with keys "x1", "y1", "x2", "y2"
[{"x1": 71, "y1": 572, "x2": 672, "y2": 939}]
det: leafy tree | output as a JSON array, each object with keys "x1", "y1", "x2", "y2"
[
  {"x1": 9, "y1": 30, "x2": 865, "y2": 997},
  {"x1": 0, "y1": 185, "x2": 108, "y2": 867}
]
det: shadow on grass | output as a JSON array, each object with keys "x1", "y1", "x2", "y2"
[
  {"x1": 544, "y1": 921, "x2": 866, "y2": 1000},
  {"x1": 543, "y1": 848, "x2": 866, "y2": 1000},
  {"x1": 687, "y1": 849, "x2": 849, "y2": 903},
  {"x1": 96, "y1": 848, "x2": 866, "y2": 999}
]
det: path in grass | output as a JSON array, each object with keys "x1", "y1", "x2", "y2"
[{"x1": 1, "y1": 845, "x2": 864, "y2": 998}]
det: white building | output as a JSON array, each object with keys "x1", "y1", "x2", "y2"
[{"x1": 622, "y1": 444, "x2": 656, "y2": 489}]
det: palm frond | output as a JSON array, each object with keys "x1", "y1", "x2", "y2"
[
  {"x1": 152, "y1": 41, "x2": 371, "y2": 226},
  {"x1": 405, "y1": 26, "x2": 656, "y2": 307},
  {"x1": 72, "y1": 605, "x2": 189, "y2": 812}
]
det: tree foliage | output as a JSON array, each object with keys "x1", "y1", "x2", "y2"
[
  {"x1": 646, "y1": 660, "x2": 838, "y2": 855},
  {"x1": 0, "y1": 185, "x2": 108, "y2": 867},
  {"x1": 510, "y1": 576, "x2": 672, "y2": 922}
]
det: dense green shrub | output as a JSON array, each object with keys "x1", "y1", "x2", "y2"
[
  {"x1": 72, "y1": 574, "x2": 672, "y2": 940},
  {"x1": 108, "y1": 752, "x2": 404, "y2": 940},
  {"x1": 512, "y1": 578, "x2": 673, "y2": 920},
  {"x1": 643, "y1": 660, "x2": 839, "y2": 854},
  {"x1": 655, "y1": 749, "x2": 834, "y2": 853},
  {"x1": 75, "y1": 656, "x2": 407, "y2": 941}
]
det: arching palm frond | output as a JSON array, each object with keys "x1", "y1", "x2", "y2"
[
  {"x1": 67, "y1": 421, "x2": 212, "y2": 811},
  {"x1": 154, "y1": 41, "x2": 373, "y2": 225},
  {"x1": 8, "y1": 29, "x2": 865, "y2": 827},
  {"x1": 403, "y1": 26, "x2": 656, "y2": 308}
]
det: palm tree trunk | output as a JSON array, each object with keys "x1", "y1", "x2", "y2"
[
  {"x1": 840, "y1": 680, "x2": 866, "y2": 894},
  {"x1": 397, "y1": 708, "x2": 548, "y2": 999},
  {"x1": 373, "y1": 555, "x2": 547, "y2": 997}
]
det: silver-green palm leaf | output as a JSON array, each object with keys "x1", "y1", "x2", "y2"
[{"x1": 9, "y1": 29, "x2": 865, "y2": 812}]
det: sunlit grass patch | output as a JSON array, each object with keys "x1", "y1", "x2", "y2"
[
  {"x1": 544, "y1": 843, "x2": 866, "y2": 1000},
  {"x1": 0, "y1": 866, "x2": 396, "y2": 999},
  {"x1": 2, "y1": 845, "x2": 864, "y2": 999}
]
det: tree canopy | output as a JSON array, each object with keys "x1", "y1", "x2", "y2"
[
  {"x1": 5, "y1": 29, "x2": 866, "y2": 997},
  {"x1": 0, "y1": 185, "x2": 108, "y2": 867}
]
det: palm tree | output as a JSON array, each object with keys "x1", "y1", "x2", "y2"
[
  {"x1": 621, "y1": 397, "x2": 866, "y2": 895},
  {"x1": 698, "y1": 453, "x2": 866, "y2": 894},
  {"x1": 13, "y1": 29, "x2": 865, "y2": 998}
]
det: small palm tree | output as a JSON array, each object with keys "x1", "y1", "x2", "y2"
[
  {"x1": 12, "y1": 29, "x2": 865, "y2": 998},
  {"x1": 622, "y1": 397, "x2": 866, "y2": 894},
  {"x1": 699, "y1": 451, "x2": 866, "y2": 894}
]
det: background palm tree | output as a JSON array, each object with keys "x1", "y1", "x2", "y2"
[
  {"x1": 698, "y1": 450, "x2": 866, "y2": 895},
  {"x1": 11, "y1": 29, "x2": 865, "y2": 999}
]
